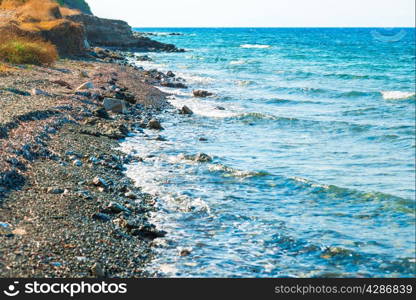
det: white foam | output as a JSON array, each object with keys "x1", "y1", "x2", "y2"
[
  {"x1": 240, "y1": 44, "x2": 271, "y2": 49},
  {"x1": 381, "y1": 91, "x2": 415, "y2": 100},
  {"x1": 230, "y1": 60, "x2": 246, "y2": 65},
  {"x1": 167, "y1": 96, "x2": 240, "y2": 118}
]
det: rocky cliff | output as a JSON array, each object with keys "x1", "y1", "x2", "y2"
[
  {"x1": 56, "y1": 0, "x2": 92, "y2": 15},
  {"x1": 67, "y1": 14, "x2": 182, "y2": 52},
  {"x1": 0, "y1": 0, "x2": 182, "y2": 56}
]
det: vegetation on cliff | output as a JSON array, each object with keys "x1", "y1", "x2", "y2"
[
  {"x1": 0, "y1": 0, "x2": 86, "y2": 59},
  {"x1": 0, "y1": 30, "x2": 58, "y2": 65}
]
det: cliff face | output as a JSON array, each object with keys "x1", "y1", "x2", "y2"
[
  {"x1": 0, "y1": 0, "x2": 181, "y2": 56},
  {"x1": 67, "y1": 14, "x2": 181, "y2": 52},
  {"x1": 56, "y1": 0, "x2": 92, "y2": 15},
  {"x1": 0, "y1": 0, "x2": 86, "y2": 56}
]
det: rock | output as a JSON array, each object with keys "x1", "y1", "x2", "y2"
[
  {"x1": 80, "y1": 71, "x2": 89, "y2": 78},
  {"x1": 73, "y1": 160, "x2": 83, "y2": 167},
  {"x1": 160, "y1": 82, "x2": 188, "y2": 89},
  {"x1": 179, "y1": 249, "x2": 192, "y2": 256},
  {"x1": 215, "y1": 106, "x2": 226, "y2": 110},
  {"x1": 131, "y1": 224, "x2": 166, "y2": 240},
  {"x1": 92, "y1": 177, "x2": 108, "y2": 188},
  {"x1": 51, "y1": 79, "x2": 72, "y2": 89},
  {"x1": 136, "y1": 55, "x2": 152, "y2": 61},
  {"x1": 195, "y1": 153, "x2": 212, "y2": 162},
  {"x1": 199, "y1": 137, "x2": 208, "y2": 142},
  {"x1": 47, "y1": 187, "x2": 65, "y2": 194},
  {"x1": 115, "y1": 91, "x2": 135, "y2": 104},
  {"x1": 103, "y1": 98, "x2": 128, "y2": 114},
  {"x1": 103, "y1": 202, "x2": 129, "y2": 214},
  {"x1": 92, "y1": 213, "x2": 111, "y2": 222},
  {"x1": 4, "y1": 88, "x2": 30, "y2": 96},
  {"x1": 91, "y1": 263, "x2": 106, "y2": 278},
  {"x1": 75, "y1": 91, "x2": 92, "y2": 98},
  {"x1": 180, "y1": 105, "x2": 193, "y2": 115},
  {"x1": 155, "y1": 135, "x2": 167, "y2": 141},
  {"x1": 93, "y1": 108, "x2": 109, "y2": 119},
  {"x1": 68, "y1": 14, "x2": 182, "y2": 52},
  {"x1": 193, "y1": 90, "x2": 213, "y2": 97},
  {"x1": 147, "y1": 119, "x2": 163, "y2": 130},
  {"x1": 76, "y1": 82, "x2": 94, "y2": 90},
  {"x1": 31, "y1": 88, "x2": 51, "y2": 97},
  {"x1": 166, "y1": 71, "x2": 175, "y2": 77},
  {"x1": 125, "y1": 191, "x2": 138, "y2": 200}
]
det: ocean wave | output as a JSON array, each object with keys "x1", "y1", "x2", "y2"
[
  {"x1": 228, "y1": 112, "x2": 280, "y2": 123},
  {"x1": 167, "y1": 96, "x2": 239, "y2": 118},
  {"x1": 208, "y1": 164, "x2": 271, "y2": 178},
  {"x1": 290, "y1": 177, "x2": 414, "y2": 213},
  {"x1": 381, "y1": 91, "x2": 416, "y2": 100},
  {"x1": 240, "y1": 44, "x2": 271, "y2": 49}
]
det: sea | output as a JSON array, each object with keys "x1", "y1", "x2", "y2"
[{"x1": 121, "y1": 28, "x2": 416, "y2": 278}]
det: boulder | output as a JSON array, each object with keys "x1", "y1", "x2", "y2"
[
  {"x1": 76, "y1": 81, "x2": 94, "y2": 90},
  {"x1": 31, "y1": 88, "x2": 51, "y2": 97},
  {"x1": 193, "y1": 90, "x2": 213, "y2": 97},
  {"x1": 147, "y1": 119, "x2": 163, "y2": 130},
  {"x1": 103, "y1": 98, "x2": 128, "y2": 114},
  {"x1": 160, "y1": 81, "x2": 188, "y2": 89},
  {"x1": 180, "y1": 105, "x2": 193, "y2": 115},
  {"x1": 195, "y1": 153, "x2": 212, "y2": 163}
]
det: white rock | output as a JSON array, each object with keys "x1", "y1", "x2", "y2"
[
  {"x1": 31, "y1": 88, "x2": 51, "y2": 97},
  {"x1": 76, "y1": 81, "x2": 94, "y2": 90},
  {"x1": 103, "y1": 98, "x2": 127, "y2": 114}
]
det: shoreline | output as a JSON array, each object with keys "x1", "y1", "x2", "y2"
[{"x1": 0, "y1": 49, "x2": 184, "y2": 278}]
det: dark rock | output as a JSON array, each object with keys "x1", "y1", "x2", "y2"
[
  {"x1": 180, "y1": 249, "x2": 192, "y2": 256},
  {"x1": 93, "y1": 108, "x2": 110, "y2": 119},
  {"x1": 3, "y1": 88, "x2": 30, "y2": 96},
  {"x1": 160, "y1": 82, "x2": 188, "y2": 89},
  {"x1": 195, "y1": 153, "x2": 212, "y2": 163},
  {"x1": 215, "y1": 106, "x2": 226, "y2": 110},
  {"x1": 115, "y1": 91, "x2": 135, "y2": 104},
  {"x1": 180, "y1": 105, "x2": 193, "y2": 115},
  {"x1": 125, "y1": 191, "x2": 138, "y2": 200},
  {"x1": 193, "y1": 90, "x2": 213, "y2": 97},
  {"x1": 102, "y1": 202, "x2": 129, "y2": 214},
  {"x1": 131, "y1": 224, "x2": 166, "y2": 240},
  {"x1": 47, "y1": 188, "x2": 65, "y2": 194},
  {"x1": 147, "y1": 119, "x2": 163, "y2": 130},
  {"x1": 51, "y1": 80, "x2": 72, "y2": 89},
  {"x1": 75, "y1": 91, "x2": 92, "y2": 98},
  {"x1": 166, "y1": 71, "x2": 175, "y2": 77},
  {"x1": 92, "y1": 213, "x2": 111, "y2": 222},
  {"x1": 92, "y1": 177, "x2": 108, "y2": 188},
  {"x1": 136, "y1": 55, "x2": 152, "y2": 61}
]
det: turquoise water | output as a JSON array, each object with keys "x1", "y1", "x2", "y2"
[{"x1": 123, "y1": 28, "x2": 415, "y2": 277}]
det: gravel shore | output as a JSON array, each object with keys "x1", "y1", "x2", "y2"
[{"x1": 0, "y1": 52, "x2": 177, "y2": 278}]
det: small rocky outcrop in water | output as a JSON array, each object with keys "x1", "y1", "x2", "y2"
[{"x1": 193, "y1": 90, "x2": 213, "y2": 98}]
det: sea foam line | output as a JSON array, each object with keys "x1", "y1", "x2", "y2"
[
  {"x1": 381, "y1": 91, "x2": 415, "y2": 100},
  {"x1": 240, "y1": 44, "x2": 271, "y2": 49}
]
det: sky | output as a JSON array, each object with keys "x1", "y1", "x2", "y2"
[{"x1": 86, "y1": 0, "x2": 415, "y2": 28}]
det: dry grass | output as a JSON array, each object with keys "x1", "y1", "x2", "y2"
[
  {"x1": 0, "y1": 63, "x2": 16, "y2": 73},
  {"x1": 0, "y1": 30, "x2": 58, "y2": 65}
]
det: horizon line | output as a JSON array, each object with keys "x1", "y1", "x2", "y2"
[{"x1": 131, "y1": 26, "x2": 416, "y2": 29}]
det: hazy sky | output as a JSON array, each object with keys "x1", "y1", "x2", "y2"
[{"x1": 86, "y1": 0, "x2": 415, "y2": 28}]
